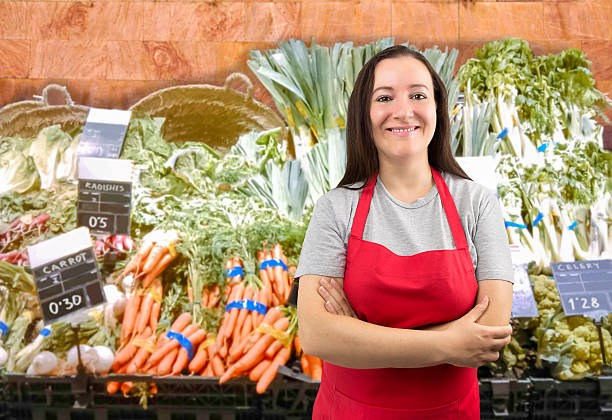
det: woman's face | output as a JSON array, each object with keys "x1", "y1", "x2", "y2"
[{"x1": 369, "y1": 55, "x2": 437, "y2": 164}]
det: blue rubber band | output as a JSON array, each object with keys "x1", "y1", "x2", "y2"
[
  {"x1": 568, "y1": 221, "x2": 578, "y2": 230},
  {"x1": 225, "y1": 299, "x2": 268, "y2": 315},
  {"x1": 532, "y1": 212, "x2": 544, "y2": 227},
  {"x1": 260, "y1": 259, "x2": 288, "y2": 271},
  {"x1": 39, "y1": 327, "x2": 51, "y2": 337},
  {"x1": 167, "y1": 331, "x2": 194, "y2": 361},
  {"x1": 0, "y1": 321, "x2": 8, "y2": 335},
  {"x1": 497, "y1": 128, "x2": 509, "y2": 139},
  {"x1": 226, "y1": 267, "x2": 244, "y2": 278},
  {"x1": 537, "y1": 143, "x2": 548, "y2": 152},
  {"x1": 505, "y1": 221, "x2": 527, "y2": 229}
]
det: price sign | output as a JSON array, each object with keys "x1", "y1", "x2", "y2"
[
  {"x1": 77, "y1": 108, "x2": 131, "y2": 159},
  {"x1": 27, "y1": 227, "x2": 106, "y2": 324},
  {"x1": 551, "y1": 259, "x2": 612, "y2": 318},
  {"x1": 77, "y1": 157, "x2": 133, "y2": 236},
  {"x1": 511, "y1": 264, "x2": 539, "y2": 318}
]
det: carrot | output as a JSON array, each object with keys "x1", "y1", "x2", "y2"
[
  {"x1": 142, "y1": 252, "x2": 174, "y2": 288},
  {"x1": 300, "y1": 353, "x2": 311, "y2": 377},
  {"x1": 107, "y1": 381, "x2": 120, "y2": 394},
  {"x1": 157, "y1": 348, "x2": 179, "y2": 376},
  {"x1": 239, "y1": 311, "x2": 253, "y2": 341},
  {"x1": 113, "y1": 341, "x2": 139, "y2": 369},
  {"x1": 201, "y1": 288, "x2": 209, "y2": 308},
  {"x1": 218, "y1": 364, "x2": 241, "y2": 384},
  {"x1": 234, "y1": 316, "x2": 289, "y2": 373},
  {"x1": 149, "y1": 383, "x2": 158, "y2": 395},
  {"x1": 121, "y1": 381, "x2": 134, "y2": 397},
  {"x1": 215, "y1": 282, "x2": 242, "y2": 354},
  {"x1": 224, "y1": 282, "x2": 245, "y2": 342},
  {"x1": 232, "y1": 286, "x2": 253, "y2": 344},
  {"x1": 142, "y1": 244, "x2": 168, "y2": 274},
  {"x1": 210, "y1": 354, "x2": 225, "y2": 377},
  {"x1": 228, "y1": 335, "x2": 250, "y2": 364},
  {"x1": 189, "y1": 345, "x2": 209, "y2": 374},
  {"x1": 121, "y1": 294, "x2": 142, "y2": 344},
  {"x1": 122, "y1": 240, "x2": 153, "y2": 277},
  {"x1": 169, "y1": 313, "x2": 192, "y2": 333},
  {"x1": 294, "y1": 334, "x2": 302, "y2": 355},
  {"x1": 150, "y1": 300, "x2": 161, "y2": 334},
  {"x1": 256, "y1": 346, "x2": 291, "y2": 394},
  {"x1": 309, "y1": 355, "x2": 322, "y2": 380},
  {"x1": 249, "y1": 359, "x2": 272, "y2": 382},
  {"x1": 201, "y1": 362, "x2": 214, "y2": 377},
  {"x1": 171, "y1": 348, "x2": 190, "y2": 376},
  {"x1": 271, "y1": 245, "x2": 286, "y2": 301},
  {"x1": 265, "y1": 340, "x2": 283, "y2": 359},
  {"x1": 249, "y1": 289, "x2": 262, "y2": 330},
  {"x1": 135, "y1": 293, "x2": 154, "y2": 336}
]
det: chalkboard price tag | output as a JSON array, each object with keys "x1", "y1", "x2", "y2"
[
  {"x1": 551, "y1": 259, "x2": 612, "y2": 318},
  {"x1": 27, "y1": 227, "x2": 106, "y2": 324},
  {"x1": 511, "y1": 264, "x2": 539, "y2": 319},
  {"x1": 77, "y1": 108, "x2": 131, "y2": 159},
  {"x1": 77, "y1": 158, "x2": 133, "y2": 236}
]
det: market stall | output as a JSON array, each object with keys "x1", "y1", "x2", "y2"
[{"x1": 0, "y1": 37, "x2": 611, "y2": 420}]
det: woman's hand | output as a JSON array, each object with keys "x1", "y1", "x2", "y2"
[
  {"x1": 317, "y1": 277, "x2": 357, "y2": 318},
  {"x1": 423, "y1": 296, "x2": 513, "y2": 368}
]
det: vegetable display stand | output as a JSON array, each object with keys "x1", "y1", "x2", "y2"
[
  {"x1": 2, "y1": 374, "x2": 261, "y2": 420},
  {"x1": 0, "y1": 84, "x2": 88, "y2": 139},
  {"x1": 129, "y1": 73, "x2": 288, "y2": 152},
  {"x1": 528, "y1": 377, "x2": 604, "y2": 419},
  {"x1": 479, "y1": 378, "x2": 531, "y2": 419}
]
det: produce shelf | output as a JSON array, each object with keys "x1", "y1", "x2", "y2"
[{"x1": 6, "y1": 373, "x2": 612, "y2": 419}]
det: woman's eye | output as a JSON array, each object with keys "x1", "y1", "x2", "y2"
[
  {"x1": 411, "y1": 93, "x2": 427, "y2": 100},
  {"x1": 376, "y1": 95, "x2": 392, "y2": 102}
]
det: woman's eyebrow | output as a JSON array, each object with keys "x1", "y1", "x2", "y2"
[{"x1": 372, "y1": 83, "x2": 430, "y2": 94}]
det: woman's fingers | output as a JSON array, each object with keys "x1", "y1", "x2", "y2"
[
  {"x1": 318, "y1": 278, "x2": 356, "y2": 318},
  {"x1": 318, "y1": 284, "x2": 339, "y2": 314}
]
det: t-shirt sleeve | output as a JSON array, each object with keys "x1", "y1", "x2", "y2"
[
  {"x1": 474, "y1": 191, "x2": 514, "y2": 283},
  {"x1": 294, "y1": 194, "x2": 347, "y2": 279}
]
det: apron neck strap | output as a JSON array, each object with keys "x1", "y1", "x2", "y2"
[
  {"x1": 350, "y1": 173, "x2": 377, "y2": 239},
  {"x1": 350, "y1": 168, "x2": 469, "y2": 251},
  {"x1": 431, "y1": 167, "x2": 469, "y2": 250}
]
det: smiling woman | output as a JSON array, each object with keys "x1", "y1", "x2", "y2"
[{"x1": 295, "y1": 45, "x2": 514, "y2": 419}]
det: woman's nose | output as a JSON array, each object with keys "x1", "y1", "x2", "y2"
[{"x1": 391, "y1": 98, "x2": 414, "y2": 120}]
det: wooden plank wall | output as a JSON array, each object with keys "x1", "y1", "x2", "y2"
[{"x1": 0, "y1": 0, "x2": 611, "y2": 146}]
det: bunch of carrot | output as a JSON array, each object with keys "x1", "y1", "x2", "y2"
[
  {"x1": 120, "y1": 277, "x2": 163, "y2": 347},
  {"x1": 294, "y1": 335, "x2": 322, "y2": 381},
  {"x1": 121, "y1": 229, "x2": 179, "y2": 289},
  {"x1": 257, "y1": 244, "x2": 293, "y2": 307},
  {"x1": 219, "y1": 306, "x2": 297, "y2": 393},
  {"x1": 108, "y1": 312, "x2": 210, "y2": 395},
  {"x1": 214, "y1": 257, "x2": 269, "y2": 360}
]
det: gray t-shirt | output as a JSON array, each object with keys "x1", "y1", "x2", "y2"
[{"x1": 295, "y1": 171, "x2": 514, "y2": 283}]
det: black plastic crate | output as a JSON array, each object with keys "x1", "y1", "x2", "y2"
[{"x1": 259, "y1": 367, "x2": 317, "y2": 420}]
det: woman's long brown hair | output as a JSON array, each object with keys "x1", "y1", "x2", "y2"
[{"x1": 337, "y1": 45, "x2": 470, "y2": 188}]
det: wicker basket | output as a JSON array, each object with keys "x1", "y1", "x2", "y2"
[
  {"x1": 0, "y1": 84, "x2": 89, "y2": 139},
  {"x1": 129, "y1": 73, "x2": 287, "y2": 151}
]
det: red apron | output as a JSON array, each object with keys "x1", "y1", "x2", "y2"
[{"x1": 312, "y1": 167, "x2": 480, "y2": 419}]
